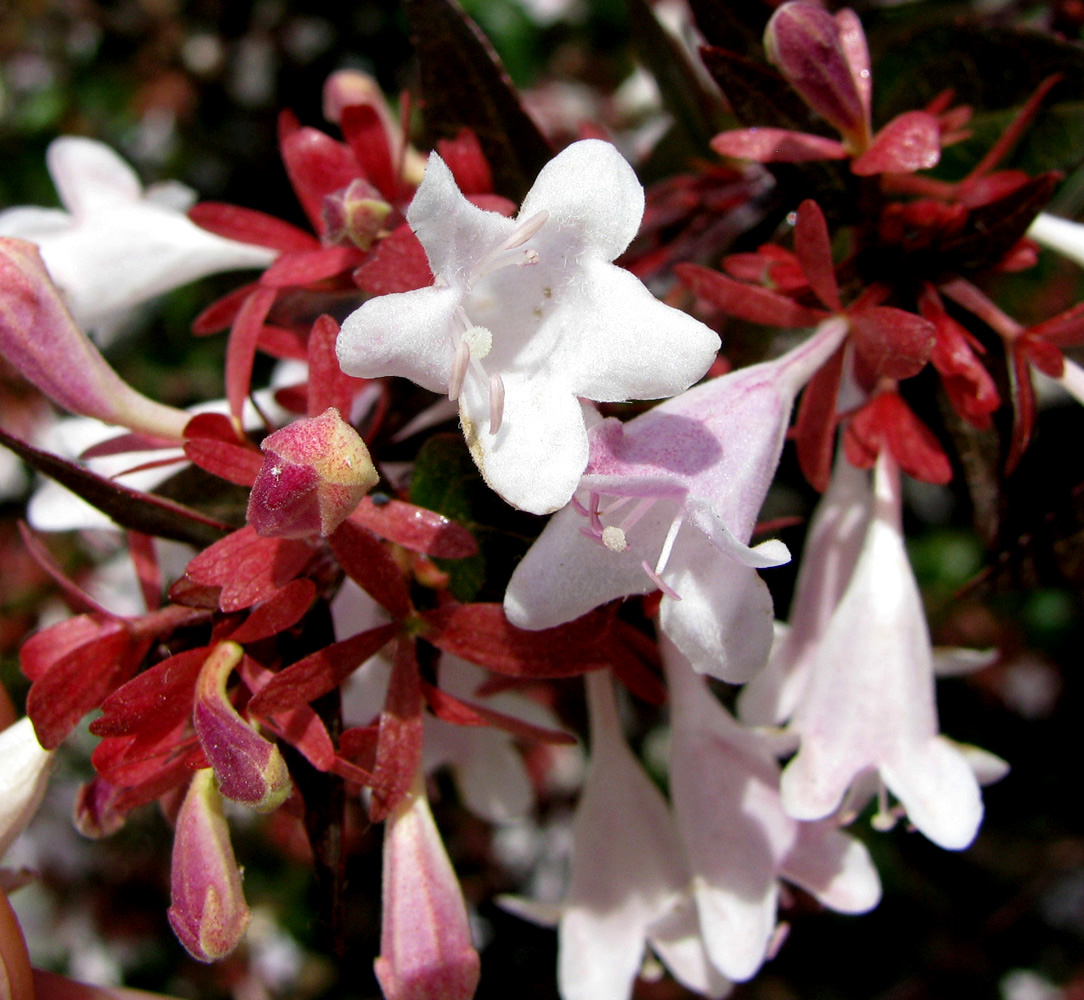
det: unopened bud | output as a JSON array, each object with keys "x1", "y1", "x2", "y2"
[
  {"x1": 0, "y1": 238, "x2": 189, "y2": 439},
  {"x1": 193, "y1": 642, "x2": 291, "y2": 812},
  {"x1": 247, "y1": 408, "x2": 379, "y2": 539},
  {"x1": 0, "y1": 717, "x2": 54, "y2": 858},
  {"x1": 764, "y1": 3, "x2": 870, "y2": 150},
  {"x1": 168, "y1": 768, "x2": 251, "y2": 962},
  {"x1": 374, "y1": 770, "x2": 481, "y2": 1000}
]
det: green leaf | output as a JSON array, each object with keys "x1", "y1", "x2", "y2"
[{"x1": 403, "y1": 0, "x2": 553, "y2": 202}]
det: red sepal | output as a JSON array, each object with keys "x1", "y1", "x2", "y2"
[
  {"x1": 226, "y1": 287, "x2": 277, "y2": 424},
  {"x1": 280, "y1": 121, "x2": 361, "y2": 235},
  {"x1": 307, "y1": 314, "x2": 365, "y2": 420},
  {"x1": 17, "y1": 522, "x2": 110, "y2": 616},
  {"x1": 793, "y1": 342, "x2": 845, "y2": 491},
  {"x1": 421, "y1": 680, "x2": 575, "y2": 745},
  {"x1": 193, "y1": 284, "x2": 258, "y2": 336},
  {"x1": 369, "y1": 639, "x2": 424, "y2": 821},
  {"x1": 1006, "y1": 344, "x2": 1037, "y2": 474},
  {"x1": 227, "y1": 578, "x2": 317, "y2": 644},
  {"x1": 348, "y1": 498, "x2": 478, "y2": 559},
  {"x1": 711, "y1": 128, "x2": 847, "y2": 163},
  {"x1": 850, "y1": 306, "x2": 936, "y2": 380},
  {"x1": 436, "y1": 129, "x2": 494, "y2": 195},
  {"x1": 794, "y1": 200, "x2": 840, "y2": 310},
  {"x1": 352, "y1": 223, "x2": 434, "y2": 295},
  {"x1": 676, "y1": 263, "x2": 829, "y2": 328},
  {"x1": 328, "y1": 520, "x2": 413, "y2": 619},
  {"x1": 258, "y1": 246, "x2": 362, "y2": 288},
  {"x1": 188, "y1": 202, "x2": 319, "y2": 253},
  {"x1": 183, "y1": 437, "x2": 262, "y2": 487},
  {"x1": 851, "y1": 111, "x2": 941, "y2": 176},
  {"x1": 844, "y1": 392, "x2": 952, "y2": 484},
  {"x1": 341, "y1": 103, "x2": 399, "y2": 203}
]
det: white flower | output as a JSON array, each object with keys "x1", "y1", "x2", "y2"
[
  {"x1": 0, "y1": 717, "x2": 55, "y2": 860},
  {"x1": 0, "y1": 137, "x2": 276, "y2": 334},
  {"x1": 335, "y1": 139, "x2": 720, "y2": 514},
  {"x1": 779, "y1": 450, "x2": 987, "y2": 850}
]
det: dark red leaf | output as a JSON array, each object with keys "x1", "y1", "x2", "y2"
[
  {"x1": 328, "y1": 519, "x2": 412, "y2": 619},
  {"x1": 369, "y1": 639, "x2": 424, "y2": 821},
  {"x1": 189, "y1": 202, "x2": 319, "y2": 252},
  {"x1": 676, "y1": 263, "x2": 829, "y2": 328},
  {"x1": 247, "y1": 622, "x2": 399, "y2": 715},
  {"x1": 349, "y1": 497, "x2": 478, "y2": 559},
  {"x1": 352, "y1": 223, "x2": 434, "y2": 295},
  {"x1": 421, "y1": 604, "x2": 616, "y2": 678},
  {"x1": 182, "y1": 525, "x2": 315, "y2": 612}
]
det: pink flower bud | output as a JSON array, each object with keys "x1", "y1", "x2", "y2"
[
  {"x1": 168, "y1": 768, "x2": 251, "y2": 962},
  {"x1": 193, "y1": 642, "x2": 291, "y2": 812},
  {"x1": 374, "y1": 771, "x2": 481, "y2": 1000},
  {"x1": 0, "y1": 237, "x2": 189, "y2": 439},
  {"x1": 323, "y1": 179, "x2": 392, "y2": 251},
  {"x1": 247, "y1": 408, "x2": 379, "y2": 539},
  {"x1": 764, "y1": 3, "x2": 871, "y2": 150}
]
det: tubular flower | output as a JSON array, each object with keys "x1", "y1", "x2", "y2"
[
  {"x1": 779, "y1": 450, "x2": 989, "y2": 850},
  {"x1": 336, "y1": 139, "x2": 720, "y2": 514},
  {"x1": 505, "y1": 318, "x2": 848, "y2": 682},
  {"x1": 0, "y1": 137, "x2": 275, "y2": 334}
]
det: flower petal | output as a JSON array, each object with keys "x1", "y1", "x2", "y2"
[{"x1": 47, "y1": 136, "x2": 142, "y2": 215}]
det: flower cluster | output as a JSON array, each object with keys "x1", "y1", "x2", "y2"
[{"x1": 0, "y1": 1, "x2": 1079, "y2": 998}]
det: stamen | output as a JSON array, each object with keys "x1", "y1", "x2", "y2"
[
  {"x1": 503, "y1": 210, "x2": 548, "y2": 250},
  {"x1": 601, "y1": 526, "x2": 627, "y2": 552},
  {"x1": 618, "y1": 496, "x2": 657, "y2": 534},
  {"x1": 462, "y1": 325, "x2": 493, "y2": 359},
  {"x1": 871, "y1": 781, "x2": 896, "y2": 831},
  {"x1": 489, "y1": 373, "x2": 505, "y2": 434},
  {"x1": 653, "y1": 514, "x2": 684, "y2": 578},
  {"x1": 470, "y1": 211, "x2": 549, "y2": 283},
  {"x1": 519, "y1": 248, "x2": 540, "y2": 266},
  {"x1": 588, "y1": 492, "x2": 603, "y2": 534},
  {"x1": 449, "y1": 339, "x2": 470, "y2": 401},
  {"x1": 641, "y1": 560, "x2": 682, "y2": 601}
]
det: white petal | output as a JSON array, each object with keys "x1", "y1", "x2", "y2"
[
  {"x1": 779, "y1": 821, "x2": 881, "y2": 914},
  {"x1": 648, "y1": 900, "x2": 733, "y2": 999},
  {"x1": 47, "y1": 136, "x2": 142, "y2": 215},
  {"x1": 519, "y1": 139, "x2": 644, "y2": 262},
  {"x1": 337, "y1": 285, "x2": 461, "y2": 393},
  {"x1": 881, "y1": 737, "x2": 984, "y2": 850},
  {"x1": 0, "y1": 206, "x2": 72, "y2": 239},
  {"x1": 0, "y1": 717, "x2": 55, "y2": 858},
  {"x1": 460, "y1": 375, "x2": 592, "y2": 514}
]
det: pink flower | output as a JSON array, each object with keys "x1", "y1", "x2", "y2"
[{"x1": 505, "y1": 318, "x2": 848, "y2": 682}]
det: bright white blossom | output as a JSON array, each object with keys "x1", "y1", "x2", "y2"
[
  {"x1": 0, "y1": 718, "x2": 54, "y2": 861},
  {"x1": 336, "y1": 138, "x2": 721, "y2": 515},
  {"x1": 779, "y1": 450, "x2": 989, "y2": 850},
  {"x1": 0, "y1": 136, "x2": 276, "y2": 334},
  {"x1": 505, "y1": 318, "x2": 848, "y2": 681}
]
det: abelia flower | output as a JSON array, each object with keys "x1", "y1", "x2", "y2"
[
  {"x1": 505, "y1": 318, "x2": 848, "y2": 682},
  {"x1": 779, "y1": 450, "x2": 987, "y2": 850},
  {"x1": 662, "y1": 638, "x2": 880, "y2": 982},
  {"x1": 336, "y1": 138, "x2": 721, "y2": 514},
  {"x1": 0, "y1": 717, "x2": 54, "y2": 860},
  {"x1": 501, "y1": 671, "x2": 731, "y2": 1000},
  {"x1": 0, "y1": 238, "x2": 190, "y2": 441},
  {"x1": 0, "y1": 137, "x2": 275, "y2": 334},
  {"x1": 374, "y1": 768, "x2": 481, "y2": 1000}
]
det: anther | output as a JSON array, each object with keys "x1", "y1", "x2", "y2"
[
  {"x1": 601, "y1": 526, "x2": 628, "y2": 552},
  {"x1": 462, "y1": 325, "x2": 493, "y2": 359}
]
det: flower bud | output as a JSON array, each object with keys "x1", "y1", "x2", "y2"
[
  {"x1": 247, "y1": 408, "x2": 379, "y2": 539},
  {"x1": 193, "y1": 642, "x2": 291, "y2": 812},
  {"x1": 0, "y1": 237, "x2": 189, "y2": 439},
  {"x1": 374, "y1": 771, "x2": 481, "y2": 1000},
  {"x1": 168, "y1": 768, "x2": 251, "y2": 962},
  {"x1": 764, "y1": 3, "x2": 870, "y2": 150},
  {"x1": 0, "y1": 717, "x2": 54, "y2": 858},
  {"x1": 323, "y1": 179, "x2": 393, "y2": 251}
]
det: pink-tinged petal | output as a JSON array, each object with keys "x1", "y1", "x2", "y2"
[
  {"x1": 647, "y1": 902, "x2": 733, "y2": 1000},
  {"x1": 167, "y1": 768, "x2": 251, "y2": 962},
  {"x1": 0, "y1": 239, "x2": 190, "y2": 439},
  {"x1": 460, "y1": 375, "x2": 593, "y2": 515},
  {"x1": 779, "y1": 821, "x2": 881, "y2": 913},
  {"x1": 337, "y1": 285, "x2": 460, "y2": 394},
  {"x1": 557, "y1": 672, "x2": 689, "y2": 1000},
  {"x1": 851, "y1": 112, "x2": 941, "y2": 176},
  {"x1": 764, "y1": 3, "x2": 869, "y2": 147},
  {"x1": 739, "y1": 456, "x2": 871, "y2": 726},
  {"x1": 518, "y1": 139, "x2": 644, "y2": 262},
  {"x1": 374, "y1": 770, "x2": 480, "y2": 1000},
  {"x1": 881, "y1": 737, "x2": 983, "y2": 850},
  {"x1": 711, "y1": 128, "x2": 849, "y2": 163},
  {"x1": 660, "y1": 537, "x2": 777, "y2": 684},
  {"x1": 407, "y1": 153, "x2": 516, "y2": 285}
]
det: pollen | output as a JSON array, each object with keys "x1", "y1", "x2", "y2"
[
  {"x1": 601, "y1": 525, "x2": 627, "y2": 552},
  {"x1": 463, "y1": 325, "x2": 493, "y2": 359}
]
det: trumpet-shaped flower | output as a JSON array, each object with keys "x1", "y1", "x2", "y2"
[
  {"x1": 662, "y1": 638, "x2": 880, "y2": 982},
  {"x1": 0, "y1": 137, "x2": 276, "y2": 334},
  {"x1": 336, "y1": 139, "x2": 721, "y2": 514},
  {"x1": 505, "y1": 318, "x2": 848, "y2": 681},
  {"x1": 501, "y1": 671, "x2": 731, "y2": 1000},
  {"x1": 779, "y1": 450, "x2": 986, "y2": 850}
]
